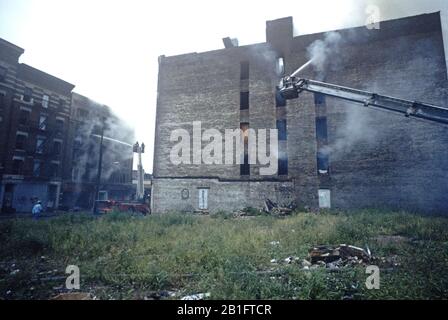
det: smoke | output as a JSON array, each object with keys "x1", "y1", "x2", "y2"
[
  {"x1": 321, "y1": 103, "x2": 381, "y2": 161},
  {"x1": 307, "y1": 31, "x2": 344, "y2": 81},
  {"x1": 306, "y1": 9, "x2": 448, "y2": 162},
  {"x1": 247, "y1": 44, "x2": 280, "y2": 81},
  {"x1": 70, "y1": 99, "x2": 135, "y2": 207}
]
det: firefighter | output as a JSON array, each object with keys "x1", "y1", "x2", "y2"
[{"x1": 32, "y1": 200, "x2": 43, "y2": 220}]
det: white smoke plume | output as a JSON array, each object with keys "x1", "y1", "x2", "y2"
[{"x1": 307, "y1": 31, "x2": 343, "y2": 81}]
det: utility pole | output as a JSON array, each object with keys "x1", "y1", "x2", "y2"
[{"x1": 92, "y1": 120, "x2": 105, "y2": 214}]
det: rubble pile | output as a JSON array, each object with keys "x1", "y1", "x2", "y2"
[
  {"x1": 271, "y1": 244, "x2": 377, "y2": 271},
  {"x1": 264, "y1": 199, "x2": 294, "y2": 216},
  {"x1": 307, "y1": 244, "x2": 372, "y2": 270}
]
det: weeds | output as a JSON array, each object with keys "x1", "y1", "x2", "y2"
[{"x1": 0, "y1": 210, "x2": 447, "y2": 299}]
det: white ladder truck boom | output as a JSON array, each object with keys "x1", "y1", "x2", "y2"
[
  {"x1": 278, "y1": 76, "x2": 448, "y2": 125},
  {"x1": 133, "y1": 142, "x2": 145, "y2": 201}
]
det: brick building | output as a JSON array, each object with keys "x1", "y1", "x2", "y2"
[
  {"x1": 0, "y1": 38, "x2": 75, "y2": 212},
  {"x1": 1, "y1": 38, "x2": 135, "y2": 213},
  {"x1": 152, "y1": 12, "x2": 448, "y2": 214},
  {"x1": 60, "y1": 93, "x2": 135, "y2": 210}
]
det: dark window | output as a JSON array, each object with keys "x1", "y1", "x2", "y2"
[
  {"x1": 314, "y1": 93, "x2": 326, "y2": 105},
  {"x1": 92, "y1": 125, "x2": 102, "y2": 135},
  {"x1": 33, "y1": 161, "x2": 41, "y2": 177},
  {"x1": 19, "y1": 110, "x2": 30, "y2": 125},
  {"x1": 53, "y1": 141, "x2": 62, "y2": 156},
  {"x1": 316, "y1": 117, "x2": 328, "y2": 140},
  {"x1": 0, "y1": 66, "x2": 7, "y2": 82},
  {"x1": 240, "y1": 122, "x2": 250, "y2": 176},
  {"x1": 277, "y1": 119, "x2": 287, "y2": 141},
  {"x1": 276, "y1": 89, "x2": 286, "y2": 107},
  {"x1": 0, "y1": 93, "x2": 4, "y2": 107},
  {"x1": 15, "y1": 134, "x2": 26, "y2": 150},
  {"x1": 59, "y1": 98, "x2": 64, "y2": 108},
  {"x1": 38, "y1": 115, "x2": 47, "y2": 130},
  {"x1": 12, "y1": 159, "x2": 23, "y2": 174},
  {"x1": 240, "y1": 154, "x2": 250, "y2": 176},
  {"x1": 50, "y1": 163, "x2": 59, "y2": 178},
  {"x1": 42, "y1": 95, "x2": 49, "y2": 108},
  {"x1": 240, "y1": 91, "x2": 249, "y2": 110},
  {"x1": 240, "y1": 61, "x2": 249, "y2": 80},
  {"x1": 77, "y1": 108, "x2": 89, "y2": 119},
  {"x1": 24, "y1": 88, "x2": 33, "y2": 102},
  {"x1": 55, "y1": 119, "x2": 64, "y2": 132},
  {"x1": 278, "y1": 153, "x2": 288, "y2": 175},
  {"x1": 317, "y1": 151, "x2": 329, "y2": 173},
  {"x1": 36, "y1": 138, "x2": 46, "y2": 154}
]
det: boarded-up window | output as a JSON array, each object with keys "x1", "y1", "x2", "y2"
[
  {"x1": 318, "y1": 189, "x2": 331, "y2": 208},
  {"x1": 198, "y1": 188, "x2": 208, "y2": 210}
]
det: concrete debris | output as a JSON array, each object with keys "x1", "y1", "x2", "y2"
[
  {"x1": 264, "y1": 199, "x2": 294, "y2": 216},
  {"x1": 181, "y1": 292, "x2": 211, "y2": 300},
  {"x1": 301, "y1": 259, "x2": 312, "y2": 268},
  {"x1": 309, "y1": 244, "x2": 371, "y2": 264},
  {"x1": 233, "y1": 207, "x2": 264, "y2": 217},
  {"x1": 10, "y1": 269, "x2": 20, "y2": 276},
  {"x1": 284, "y1": 256, "x2": 301, "y2": 264}
]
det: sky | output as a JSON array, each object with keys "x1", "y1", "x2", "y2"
[{"x1": 0, "y1": 0, "x2": 447, "y2": 172}]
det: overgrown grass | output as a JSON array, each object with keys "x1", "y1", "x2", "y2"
[{"x1": 1, "y1": 209, "x2": 447, "y2": 299}]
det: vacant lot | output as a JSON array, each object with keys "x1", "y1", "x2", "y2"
[{"x1": 1, "y1": 210, "x2": 447, "y2": 300}]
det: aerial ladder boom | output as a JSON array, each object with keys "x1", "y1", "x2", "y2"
[{"x1": 279, "y1": 77, "x2": 448, "y2": 125}]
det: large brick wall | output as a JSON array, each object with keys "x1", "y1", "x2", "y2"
[{"x1": 153, "y1": 12, "x2": 448, "y2": 214}]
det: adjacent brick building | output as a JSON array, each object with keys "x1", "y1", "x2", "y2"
[
  {"x1": 152, "y1": 12, "x2": 448, "y2": 214},
  {"x1": 0, "y1": 38, "x2": 74, "y2": 212},
  {"x1": 0, "y1": 38, "x2": 135, "y2": 213}
]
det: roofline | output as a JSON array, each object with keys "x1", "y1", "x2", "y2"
[
  {"x1": 0, "y1": 37, "x2": 25, "y2": 55},
  {"x1": 19, "y1": 63, "x2": 75, "y2": 90},
  {"x1": 160, "y1": 11, "x2": 443, "y2": 60}
]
